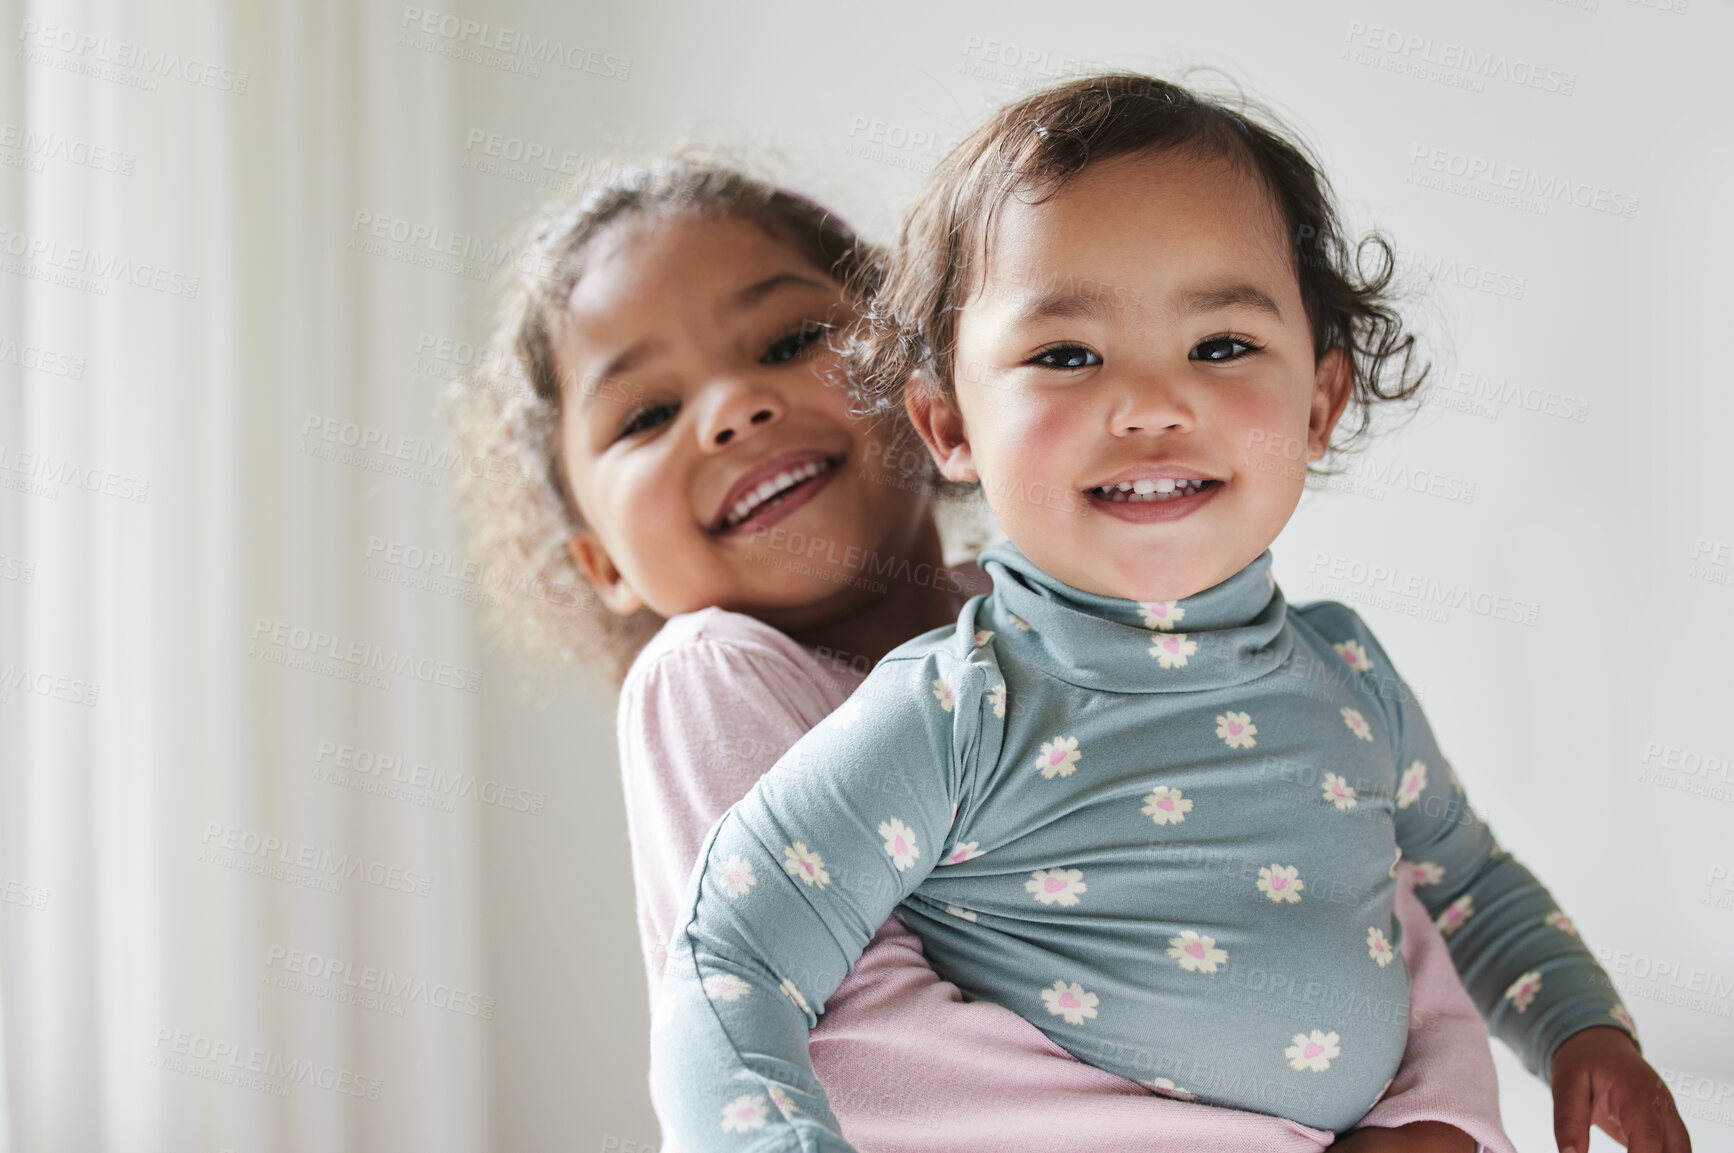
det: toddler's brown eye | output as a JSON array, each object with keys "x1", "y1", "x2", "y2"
[
  {"x1": 1030, "y1": 345, "x2": 1101, "y2": 369},
  {"x1": 619, "y1": 403, "x2": 677, "y2": 439},
  {"x1": 1192, "y1": 336, "x2": 1259, "y2": 362}
]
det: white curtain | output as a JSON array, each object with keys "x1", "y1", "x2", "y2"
[{"x1": 0, "y1": 2, "x2": 490, "y2": 1149}]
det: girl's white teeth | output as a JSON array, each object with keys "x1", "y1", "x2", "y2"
[
  {"x1": 1094, "y1": 478, "x2": 1212, "y2": 503},
  {"x1": 724, "y1": 458, "x2": 832, "y2": 527}
]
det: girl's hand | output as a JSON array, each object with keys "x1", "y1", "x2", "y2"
[
  {"x1": 1552, "y1": 1026, "x2": 1692, "y2": 1153},
  {"x1": 1332, "y1": 1120, "x2": 1476, "y2": 1152}
]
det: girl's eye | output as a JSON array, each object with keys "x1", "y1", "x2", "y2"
[
  {"x1": 1027, "y1": 344, "x2": 1102, "y2": 370},
  {"x1": 762, "y1": 320, "x2": 830, "y2": 365},
  {"x1": 1191, "y1": 335, "x2": 1263, "y2": 362},
  {"x1": 616, "y1": 402, "x2": 677, "y2": 440}
]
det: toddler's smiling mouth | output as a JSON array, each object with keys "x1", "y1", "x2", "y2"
[{"x1": 711, "y1": 451, "x2": 845, "y2": 534}]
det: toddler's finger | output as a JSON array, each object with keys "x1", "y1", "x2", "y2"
[{"x1": 1553, "y1": 1074, "x2": 1592, "y2": 1153}]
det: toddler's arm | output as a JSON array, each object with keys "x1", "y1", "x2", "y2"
[
  {"x1": 648, "y1": 645, "x2": 980, "y2": 1151},
  {"x1": 1313, "y1": 603, "x2": 1636, "y2": 1081}
]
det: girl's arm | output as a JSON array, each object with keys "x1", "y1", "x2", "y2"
[
  {"x1": 622, "y1": 610, "x2": 1515, "y2": 1153},
  {"x1": 649, "y1": 644, "x2": 974, "y2": 1151},
  {"x1": 1301, "y1": 602, "x2": 1638, "y2": 1080}
]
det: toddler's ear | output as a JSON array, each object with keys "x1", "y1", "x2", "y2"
[
  {"x1": 904, "y1": 369, "x2": 978, "y2": 483},
  {"x1": 566, "y1": 531, "x2": 646, "y2": 616},
  {"x1": 1306, "y1": 346, "x2": 1354, "y2": 462}
]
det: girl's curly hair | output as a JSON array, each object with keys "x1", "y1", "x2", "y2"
[
  {"x1": 846, "y1": 71, "x2": 1430, "y2": 481},
  {"x1": 444, "y1": 152, "x2": 882, "y2": 684}
]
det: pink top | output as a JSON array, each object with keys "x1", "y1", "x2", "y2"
[{"x1": 618, "y1": 605, "x2": 1516, "y2": 1153}]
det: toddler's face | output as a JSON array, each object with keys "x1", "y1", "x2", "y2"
[
  {"x1": 934, "y1": 150, "x2": 1351, "y2": 603},
  {"x1": 557, "y1": 212, "x2": 933, "y2": 627}
]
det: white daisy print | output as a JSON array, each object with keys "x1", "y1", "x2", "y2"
[
  {"x1": 1610, "y1": 1003, "x2": 1637, "y2": 1033},
  {"x1": 1322, "y1": 773, "x2": 1358, "y2": 810},
  {"x1": 779, "y1": 977, "x2": 811, "y2": 1015},
  {"x1": 973, "y1": 628, "x2": 995, "y2": 647},
  {"x1": 703, "y1": 973, "x2": 752, "y2": 1002},
  {"x1": 1138, "y1": 601, "x2": 1185, "y2": 631},
  {"x1": 1041, "y1": 979, "x2": 1099, "y2": 1025},
  {"x1": 1150, "y1": 632, "x2": 1198, "y2": 668},
  {"x1": 1397, "y1": 760, "x2": 1429, "y2": 808},
  {"x1": 1333, "y1": 639, "x2": 1374, "y2": 673},
  {"x1": 941, "y1": 841, "x2": 983, "y2": 865},
  {"x1": 1008, "y1": 611, "x2": 1034, "y2": 631},
  {"x1": 989, "y1": 682, "x2": 1007, "y2": 718},
  {"x1": 719, "y1": 855, "x2": 757, "y2": 898},
  {"x1": 932, "y1": 675, "x2": 956, "y2": 712},
  {"x1": 720, "y1": 1094, "x2": 770, "y2": 1133},
  {"x1": 1436, "y1": 894, "x2": 1474, "y2": 938},
  {"x1": 768, "y1": 1084, "x2": 800, "y2": 1119},
  {"x1": 1027, "y1": 867, "x2": 1087, "y2": 906},
  {"x1": 1036, "y1": 735, "x2": 1082, "y2": 779},
  {"x1": 879, "y1": 818, "x2": 920, "y2": 870},
  {"x1": 828, "y1": 699, "x2": 862, "y2": 730},
  {"x1": 783, "y1": 842, "x2": 830, "y2": 889},
  {"x1": 1167, "y1": 930, "x2": 1228, "y2": 974},
  {"x1": 1215, "y1": 711, "x2": 1258, "y2": 749},
  {"x1": 1504, "y1": 970, "x2": 1543, "y2": 1012},
  {"x1": 1405, "y1": 860, "x2": 1445, "y2": 887},
  {"x1": 946, "y1": 904, "x2": 978, "y2": 922},
  {"x1": 1140, "y1": 1077, "x2": 1197, "y2": 1101},
  {"x1": 1545, "y1": 910, "x2": 1578, "y2": 936},
  {"x1": 1286, "y1": 1030, "x2": 1341, "y2": 1072},
  {"x1": 1142, "y1": 785, "x2": 1193, "y2": 826},
  {"x1": 1367, "y1": 926, "x2": 1394, "y2": 967},
  {"x1": 1258, "y1": 863, "x2": 1304, "y2": 904},
  {"x1": 1341, "y1": 706, "x2": 1375, "y2": 742}
]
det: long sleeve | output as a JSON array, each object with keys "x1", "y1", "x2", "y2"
[
  {"x1": 621, "y1": 608, "x2": 1513, "y2": 1152},
  {"x1": 649, "y1": 645, "x2": 982, "y2": 1151},
  {"x1": 1313, "y1": 602, "x2": 1637, "y2": 1082}
]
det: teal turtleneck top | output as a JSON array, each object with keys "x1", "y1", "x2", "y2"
[{"x1": 649, "y1": 544, "x2": 1635, "y2": 1146}]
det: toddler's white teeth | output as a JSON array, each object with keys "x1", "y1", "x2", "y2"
[
  {"x1": 721, "y1": 457, "x2": 835, "y2": 528},
  {"x1": 1089, "y1": 478, "x2": 1214, "y2": 503}
]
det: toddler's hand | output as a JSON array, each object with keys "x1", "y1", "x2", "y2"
[
  {"x1": 1332, "y1": 1121, "x2": 1475, "y2": 1152},
  {"x1": 1552, "y1": 1026, "x2": 1691, "y2": 1153}
]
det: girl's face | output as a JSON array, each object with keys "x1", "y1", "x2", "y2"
[
  {"x1": 557, "y1": 212, "x2": 933, "y2": 629},
  {"x1": 917, "y1": 150, "x2": 1352, "y2": 604}
]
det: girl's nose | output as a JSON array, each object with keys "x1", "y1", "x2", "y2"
[
  {"x1": 1113, "y1": 373, "x2": 1193, "y2": 436},
  {"x1": 698, "y1": 380, "x2": 785, "y2": 449}
]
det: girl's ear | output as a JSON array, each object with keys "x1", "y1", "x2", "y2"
[
  {"x1": 566, "y1": 531, "x2": 646, "y2": 617},
  {"x1": 904, "y1": 370, "x2": 978, "y2": 482},
  {"x1": 1306, "y1": 347, "x2": 1353, "y2": 462}
]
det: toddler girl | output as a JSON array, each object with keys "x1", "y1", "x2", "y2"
[{"x1": 648, "y1": 76, "x2": 1680, "y2": 1150}]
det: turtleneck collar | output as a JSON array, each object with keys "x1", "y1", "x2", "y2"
[{"x1": 975, "y1": 543, "x2": 1293, "y2": 693}]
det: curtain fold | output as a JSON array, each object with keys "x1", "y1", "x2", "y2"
[{"x1": 1, "y1": 2, "x2": 491, "y2": 1150}]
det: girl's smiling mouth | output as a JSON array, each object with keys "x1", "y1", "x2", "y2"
[{"x1": 711, "y1": 450, "x2": 845, "y2": 535}]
